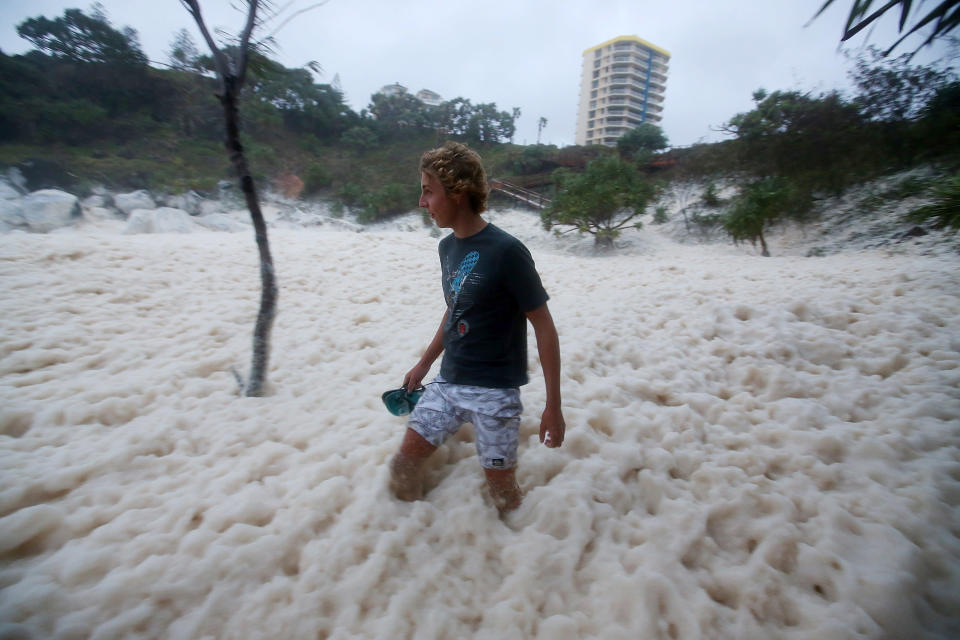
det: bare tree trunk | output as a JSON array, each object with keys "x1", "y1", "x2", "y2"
[
  {"x1": 759, "y1": 230, "x2": 770, "y2": 257},
  {"x1": 182, "y1": 0, "x2": 278, "y2": 397},
  {"x1": 221, "y1": 79, "x2": 277, "y2": 396}
]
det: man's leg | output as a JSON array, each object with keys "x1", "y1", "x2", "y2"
[
  {"x1": 483, "y1": 467, "x2": 522, "y2": 512},
  {"x1": 389, "y1": 428, "x2": 437, "y2": 501}
]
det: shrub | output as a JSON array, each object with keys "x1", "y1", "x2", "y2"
[
  {"x1": 341, "y1": 126, "x2": 378, "y2": 151},
  {"x1": 303, "y1": 162, "x2": 331, "y2": 195},
  {"x1": 702, "y1": 182, "x2": 721, "y2": 207},
  {"x1": 338, "y1": 182, "x2": 365, "y2": 207},
  {"x1": 653, "y1": 205, "x2": 669, "y2": 224},
  {"x1": 906, "y1": 172, "x2": 960, "y2": 231},
  {"x1": 358, "y1": 182, "x2": 417, "y2": 223},
  {"x1": 723, "y1": 177, "x2": 796, "y2": 256},
  {"x1": 691, "y1": 210, "x2": 724, "y2": 229}
]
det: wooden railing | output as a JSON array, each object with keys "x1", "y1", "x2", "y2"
[{"x1": 489, "y1": 179, "x2": 551, "y2": 210}]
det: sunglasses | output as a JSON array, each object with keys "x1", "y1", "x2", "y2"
[{"x1": 381, "y1": 387, "x2": 425, "y2": 416}]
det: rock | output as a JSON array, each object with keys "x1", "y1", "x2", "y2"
[
  {"x1": 115, "y1": 190, "x2": 156, "y2": 216},
  {"x1": 0, "y1": 180, "x2": 21, "y2": 200},
  {"x1": 896, "y1": 226, "x2": 928, "y2": 240},
  {"x1": 124, "y1": 207, "x2": 199, "y2": 234},
  {"x1": 165, "y1": 190, "x2": 204, "y2": 215},
  {"x1": 0, "y1": 198, "x2": 25, "y2": 231},
  {"x1": 273, "y1": 173, "x2": 304, "y2": 199},
  {"x1": 199, "y1": 199, "x2": 226, "y2": 216},
  {"x1": 21, "y1": 190, "x2": 81, "y2": 232},
  {"x1": 6, "y1": 167, "x2": 27, "y2": 194},
  {"x1": 194, "y1": 213, "x2": 248, "y2": 232},
  {"x1": 83, "y1": 206, "x2": 121, "y2": 222},
  {"x1": 218, "y1": 180, "x2": 244, "y2": 207}
]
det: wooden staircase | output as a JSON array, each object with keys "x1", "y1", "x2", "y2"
[{"x1": 489, "y1": 179, "x2": 551, "y2": 210}]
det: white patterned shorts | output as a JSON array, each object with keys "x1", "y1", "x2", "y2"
[{"x1": 408, "y1": 377, "x2": 522, "y2": 470}]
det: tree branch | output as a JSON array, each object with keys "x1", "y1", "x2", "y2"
[
  {"x1": 180, "y1": 0, "x2": 228, "y2": 94},
  {"x1": 233, "y1": 0, "x2": 260, "y2": 87},
  {"x1": 267, "y1": 1, "x2": 329, "y2": 39}
]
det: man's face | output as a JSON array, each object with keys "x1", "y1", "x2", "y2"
[{"x1": 419, "y1": 171, "x2": 460, "y2": 228}]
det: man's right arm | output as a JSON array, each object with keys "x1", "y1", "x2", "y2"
[{"x1": 402, "y1": 309, "x2": 447, "y2": 391}]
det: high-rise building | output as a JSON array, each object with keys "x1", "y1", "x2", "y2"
[
  {"x1": 574, "y1": 35, "x2": 670, "y2": 147},
  {"x1": 416, "y1": 89, "x2": 443, "y2": 106}
]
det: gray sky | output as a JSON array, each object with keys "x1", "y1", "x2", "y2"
[{"x1": 1, "y1": 1, "x2": 955, "y2": 147}]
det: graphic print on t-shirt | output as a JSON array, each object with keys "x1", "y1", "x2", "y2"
[{"x1": 449, "y1": 250, "x2": 479, "y2": 306}]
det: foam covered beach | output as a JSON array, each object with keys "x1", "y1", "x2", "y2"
[{"x1": 1, "y1": 211, "x2": 959, "y2": 639}]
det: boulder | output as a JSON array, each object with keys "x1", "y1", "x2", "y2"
[
  {"x1": 0, "y1": 198, "x2": 25, "y2": 231},
  {"x1": 273, "y1": 173, "x2": 304, "y2": 199},
  {"x1": 165, "y1": 190, "x2": 204, "y2": 215},
  {"x1": 896, "y1": 226, "x2": 928, "y2": 241},
  {"x1": 82, "y1": 194, "x2": 107, "y2": 208},
  {"x1": 21, "y1": 190, "x2": 81, "y2": 232},
  {"x1": 83, "y1": 206, "x2": 121, "y2": 222},
  {"x1": 124, "y1": 207, "x2": 199, "y2": 234},
  {"x1": 218, "y1": 180, "x2": 244, "y2": 207},
  {"x1": 115, "y1": 190, "x2": 156, "y2": 216},
  {"x1": 0, "y1": 180, "x2": 21, "y2": 200},
  {"x1": 194, "y1": 213, "x2": 249, "y2": 232},
  {"x1": 6, "y1": 168, "x2": 27, "y2": 194},
  {"x1": 199, "y1": 199, "x2": 226, "y2": 216}
]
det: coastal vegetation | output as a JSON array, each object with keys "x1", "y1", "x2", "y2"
[{"x1": 0, "y1": 6, "x2": 957, "y2": 252}]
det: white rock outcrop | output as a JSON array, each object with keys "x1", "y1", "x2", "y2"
[
  {"x1": 83, "y1": 206, "x2": 121, "y2": 222},
  {"x1": 0, "y1": 198, "x2": 25, "y2": 231},
  {"x1": 124, "y1": 207, "x2": 200, "y2": 234},
  {"x1": 115, "y1": 190, "x2": 156, "y2": 216},
  {"x1": 164, "y1": 191, "x2": 204, "y2": 216},
  {"x1": 194, "y1": 213, "x2": 248, "y2": 232},
  {"x1": 21, "y1": 190, "x2": 81, "y2": 232},
  {"x1": 0, "y1": 181, "x2": 22, "y2": 200}
]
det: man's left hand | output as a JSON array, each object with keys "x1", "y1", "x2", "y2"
[{"x1": 539, "y1": 405, "x2": 565, "y2": 448}]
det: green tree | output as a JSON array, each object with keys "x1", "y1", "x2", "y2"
[
  {"x1": 369, "y1": 91, "x2": 435, "y2": 133},
  {"x1": 918, "y1": 79, "x2": 960, "y2": 155},
  {"x1": 722, "y1": 177, "x2": 793, "y2": 257},
  {"x1": 616, "y1": 123, "x2": 668, "y2": 160},
  {"x1": 850, "y1": 46, "x2": 954, "y2": 121},
  {"x1": 542, "y1": 155, "x2": 657, "y2": 249},
  {"x1": 436, "y1": 97, "x2": 517, "y2": 143},
  {"x1": 168, "y1": 28, "x2": 202, "y2": 72},
  {"x1": 16, "y1": 8, "x2": 147, "y2": 66},
  {"x1": 724, "y1": 89, "x2": 864, "y2": 192},
  {"x1": 341, "y1": 125, "x2": 378, "y2": 150}
]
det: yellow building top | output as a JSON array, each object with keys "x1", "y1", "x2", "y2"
[{"x1": 583, "y1": 35, "x2": 670, "y2": 59}]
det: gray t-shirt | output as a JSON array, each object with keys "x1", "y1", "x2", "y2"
[{"x1": 438, "y1": 223, "x2": 549, "y2": 388}]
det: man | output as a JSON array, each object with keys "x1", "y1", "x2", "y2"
[{"x1": 389, "y1": 141, "x2": 565, "y2": 513}]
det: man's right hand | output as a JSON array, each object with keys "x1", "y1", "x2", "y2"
[{"x1": 402, "y1": 362, "x2": 431, "y2": 392}]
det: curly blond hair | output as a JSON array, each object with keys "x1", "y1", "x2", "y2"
[{"x1": 419, "y1": 141, "x2": 488, "y2": 214}]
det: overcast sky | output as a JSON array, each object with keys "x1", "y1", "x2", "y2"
[{"x1": 1, "y1": 1, "x2": 955, "y2": 147}]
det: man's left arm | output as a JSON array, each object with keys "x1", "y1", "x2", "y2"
[{"x1": 525, "y1": 303, "x2": 565, "y2": 448}]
